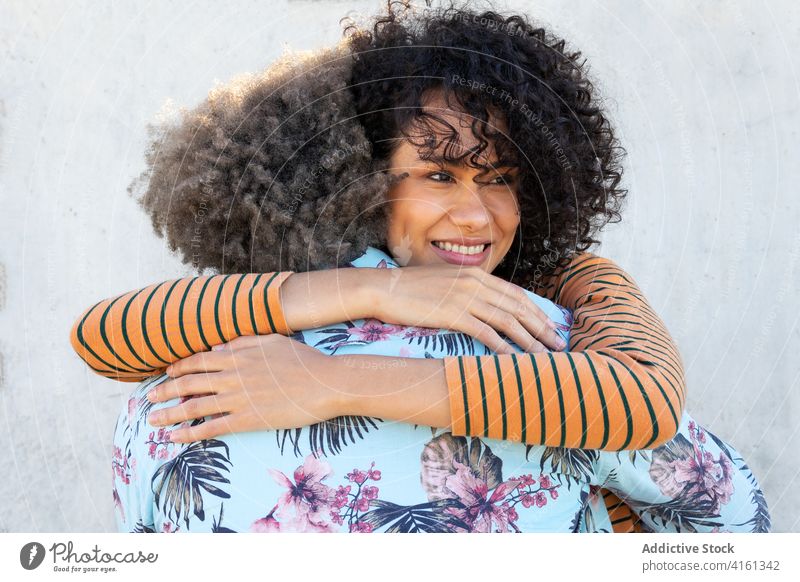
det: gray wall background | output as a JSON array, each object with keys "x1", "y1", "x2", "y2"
[{"x1": 0, "y1": 0, "x2": 797, "y2": 532}]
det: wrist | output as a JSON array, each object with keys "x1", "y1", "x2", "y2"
[
  {"x1": 347, "y1": 267, "x2": 389, "y2": 321},
  {"x1": 325, "y1": 353, "x2": 451, "y2": 428},
  {"x1": 326, "y1": 354, "x2": 366, "y2": 418}
]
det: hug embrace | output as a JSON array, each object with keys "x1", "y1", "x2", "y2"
[{"x1": 70, "y1": 1, "x2": 769, "y2": 533}]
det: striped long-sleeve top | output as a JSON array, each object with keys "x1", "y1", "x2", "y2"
[
  {"x1": 69, "y1": 252, "x2": 685, "y2": 452},
  {"x1": 70, "y1": 272, "x2": 294, "y2": 382},
  {"x1": 443, "y1": 252, "x2": 686, "y2": 451}
]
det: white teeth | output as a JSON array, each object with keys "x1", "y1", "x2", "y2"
[{"x1": 433, "y1": 241, "x2": 487, "y2": 255}]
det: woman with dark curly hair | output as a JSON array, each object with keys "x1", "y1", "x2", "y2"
[{"x1": 70, "y1": 2, "x2": 768, "y2": 533}]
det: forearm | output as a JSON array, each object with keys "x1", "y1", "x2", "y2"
[
  {"x1": 280, "y1": 267, "x2": 383, "y2": 333},
  {"x1": 331, "y1": 354, "x2": 451, "y2": 429},
  {"x1": 444, "y1": 253, "x2": 687, "y2": 450},
  {"x1": 70, "y1": 272, "x2": 293, "y2": 381}
]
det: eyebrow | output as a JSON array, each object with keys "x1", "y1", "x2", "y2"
[{"x1": 419, "y1": 151, "x2": 519, "y2": 172}]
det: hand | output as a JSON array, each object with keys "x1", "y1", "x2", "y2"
[
  {"x1": 367, "y1": 264, "x2": 567, "y2": 355},
  {"x1": 145, "y1": 335, "x2": 341, "y2": 442}
]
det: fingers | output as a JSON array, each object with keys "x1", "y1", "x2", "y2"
[
  {"x1": 479, "y1": 280, "x2": 567, "y2": 352},
  {"x1": 148, "y1": 393, "x2": 234, "y2": 427},
  {"x1": 456, "y1": 269, "x2": 565, "y2": 351},
  {"x1": 469, "y1": 302, "x2": 547, "y2": 354},
  {"x1": 212, "y1": 335, "x2": 265, "y2": 351},
  {"x1": 462, "y1": 317, "x2": 516, "y2": 355},
  {"x1": 167, "y1": 350, "x2": 232, "y2": 377},
  {"x1": 148, "y1": 372, "x2": 224, "y2": 403},
  {"x1": 169, "y1": 415, "x2": 240, "y2": 443}
]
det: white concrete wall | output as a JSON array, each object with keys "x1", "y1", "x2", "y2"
[{"x1": 0, "y1": 0, "x2": 797, "y2": 532}]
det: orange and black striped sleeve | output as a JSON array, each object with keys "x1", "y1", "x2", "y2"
[
  {"x1": 442, "y1": 252, "x2": 686, "y2": 451},
  {"x1": 69, "y1": 272, "x2": 294, "y2": 382},
  {"x1": 604, "y1": 490, "x2": 642, "y2": 533}
]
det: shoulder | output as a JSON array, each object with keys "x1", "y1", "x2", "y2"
[{"x1": 537, "y1": 251, "x2": 635, "y2": 301}]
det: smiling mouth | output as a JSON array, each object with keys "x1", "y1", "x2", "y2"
[{"x1": 431, "y1": 240, "x2": 490, "y2": 255}]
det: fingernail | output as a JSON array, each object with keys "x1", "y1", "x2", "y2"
[
  {"x1": 557, "y1": 338, "x2": 567, "y2": 350},
  {"x1": 147, "y1": 390, "x2": 156, "y2": 402},
  {"x1": 165, "y1": 365, "x2": 173, "y2": 376},
  {"x1": 149, "y1": 412, "x2": 162, "y2": 425},
  {"x1": 212, "y1": 344, "x2": 224, "y2": 351}
]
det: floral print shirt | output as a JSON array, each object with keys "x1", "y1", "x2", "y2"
[{"x1": 112, "y1": 247, "x2": 769, "y2": 533}]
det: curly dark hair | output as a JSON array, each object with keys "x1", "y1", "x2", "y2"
[
  {"x1": 130, "y1": 44, "x2": 395, "y2": 273},
  {"x1": 131, "y1": 0, "x2": 626, "y2": 287},
  {"x1": 345, "y1": 0, "x2": 627, "y2": 288}
]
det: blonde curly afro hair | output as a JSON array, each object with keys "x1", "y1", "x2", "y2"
[{"x1": 129, "y1": 42, "x2": 396, "y2": 274}]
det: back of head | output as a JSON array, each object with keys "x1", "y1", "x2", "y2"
[{"x1": 130, "y1": 43, "x2": 394, "y2": 274}]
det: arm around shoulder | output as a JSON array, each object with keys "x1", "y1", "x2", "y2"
[{"x1": 69, "y1": 271, "x2": 293, "y2": 381}]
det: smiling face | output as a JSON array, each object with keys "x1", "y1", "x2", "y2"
[{"x1": 384, "y1": 90, "x2": 520, "y2": 271}]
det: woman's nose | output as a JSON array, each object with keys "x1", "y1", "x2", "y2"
[{"x1": 448, "y1": 184, "x2": 491, "y2": 230}]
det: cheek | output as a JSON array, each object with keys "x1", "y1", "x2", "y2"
[
  {"x1": 388, "y1": 195, "x2": 443, "y2": 242},
  {"x1": 488, "y1": 195, "x2": 521, "y2": 236}
]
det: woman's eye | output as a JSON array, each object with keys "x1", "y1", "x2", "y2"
[
  {"x1": 487, "y1": 174, "x2": 515, "y2": 186},
  {"x1": 427, "y1": 171, "x2": 454, "y2": 182}
]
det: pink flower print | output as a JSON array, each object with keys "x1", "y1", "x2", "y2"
[
  {"x1": 162, "y1": 521, "x2": 179, "y2": 533},
  {"x1": 348, "y1": 319, "x2": 402, "y2": 343},
  {"x1": 350, "y1": 521, "x2": 374, "y2": 533},
  {"x1": 354, "y1": 496, "x2": 371, "y2": 512},
  {"x1": 112, "y1": 487, "x2": 125, "y2": 523},
  {"x1": 517, "y1": 474, "x2": 536, "y2": 488},
  {"x1": 251, "y1": 517, "x2": 281, "y2": 532},
  {"x1": 550, "y1": 488, "x2": 559, "y2": 500},
  {"x1": 444, "y1": 460, "x2": 519, "y2": 533},
  {"x1": 346, "y1": 468, "x2": 368, "y2": 484},
  {"x1": 250, "y1": 504, "x2": 282, "y2": 532},
  {"x1": 711, "y1": 453, "x2": 735, "y2": 508},
  {"x1": 674, "y1": 446, "x2": 711, "y2": 482},
  {"x1": 127, "y1": 397, "x2": 137, "y2": 422},
  {"x1": 533, "y1": 491, "x2": 547, "y2": 508},
  {"x1": 268, "y1": 454, "x2": 336, "y2": 532},
  {"x1": 362, "y1": 485, "x2": 379, "y2": 500},
  {"x1": 368, "y1": 463, "x2": 381, "y2": 481},
  {"x1": 402, "y1": 326, "x2": 439, "y2": 339},
  {"x1": 112, "y1": 446, "x2": 131, "y2": 485},
  {"x1": 538, "y1": 475, "x2": 552, "y2": 489},
  {"x1": 506, "y1": 505, "x2": 519, "y2": 523},
  {"x1": 146, "y1": 428, "x2": 173, "y2": 460},
  {"x1": 650, "y1": 431, "x2": 736, "y2": 514},
  {"x1": 671, "y1": 453, "x2": 719, "y2": 499},
  {"x1": 332, "y1": 485, "x2": 351, "y2": 510},
  {"x1": 330, "y1": 512, "x2": 344, "y2": 526}
]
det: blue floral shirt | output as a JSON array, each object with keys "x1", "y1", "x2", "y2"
[{"x1": 112, "y1": 246, "x2": 769, "y2": 533}]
